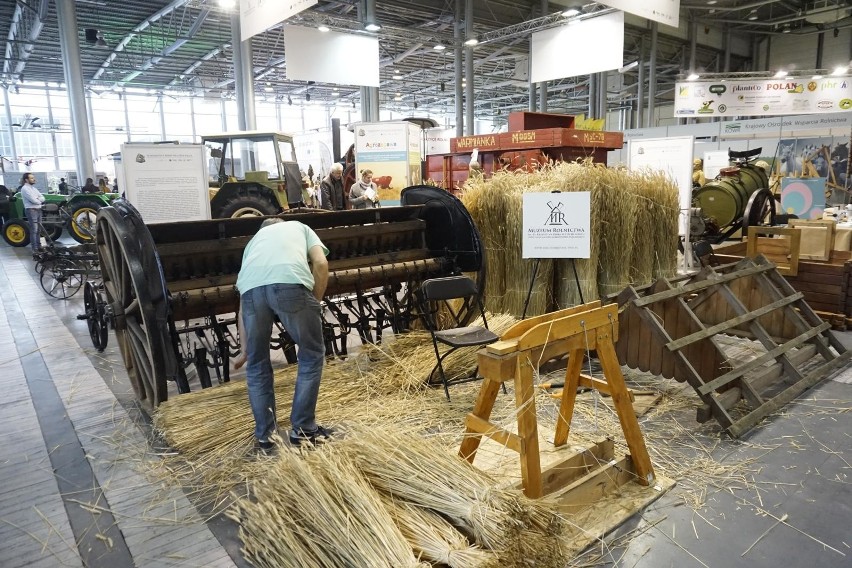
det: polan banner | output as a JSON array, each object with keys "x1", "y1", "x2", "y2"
[{"x1": 674, "y1": 77, "x2": 852, "y2": 117}]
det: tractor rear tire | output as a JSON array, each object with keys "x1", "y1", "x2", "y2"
[
  {"x1": 216, "y1": 194, "x2": 280, "y2": 218},
  {"x1": 67, "y1": 199, "x2": 103, "y2": 244},
  {"x1": 46, "y1": 224, "x2": 63, "y2": 242},
  {"x1": 3, "y1": 220, "x2": 30, "y2": 247}
]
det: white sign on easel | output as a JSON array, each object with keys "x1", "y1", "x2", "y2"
[
  {"x1": 627, "y1": 136, "x2": 695, "y2": 269},
  {"x1": 121, "y1": 143, "x2": 211, "y2": 224},
  {"x1": 522, "y1": 192, "x2": 591, "y2": 259}
]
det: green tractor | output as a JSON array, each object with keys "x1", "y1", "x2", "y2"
[
  {"x1": 1, "y1": 190, "x2": 117, "y2": 247},
  {"x1": 203, "y1": 131, "x2": 306, "y2": 218}
]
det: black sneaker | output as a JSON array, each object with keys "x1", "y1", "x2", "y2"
[
  {"x1": 257, "y1": 439, "x2": 275, "y2": 456},
  {"x1": 289, "y1": 425, "x2": 332, "y2": 446}
]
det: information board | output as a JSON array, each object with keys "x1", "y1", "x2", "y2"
[
  {"x1": 522, "y1": 192, "x2": 591, "y2": 259},
  {"x1": 121, "y1": 143, "x2": 211, "y2": 224}
]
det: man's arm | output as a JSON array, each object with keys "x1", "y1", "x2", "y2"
[{"x1": 308, "y1": 245, "x2": 329, "y2": 301}]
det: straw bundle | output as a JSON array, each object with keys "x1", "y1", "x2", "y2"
[
  {"x1": 460, "y1": 160, "x2": 679, "y2": 310},
  {"x1": 338, "y1": 426, "x2": 564, "y2": 555},
  {"x1": 384, "y1": 498, "x2": 500, "y2": 568},
  {"x1": 230, "y1": 448, "x2": 428, "y2": 568}
]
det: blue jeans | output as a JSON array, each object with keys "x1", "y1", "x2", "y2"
[
  {"x1": 241, "y1": 284, "x2": 325, "y2": 442},
  {"x1": 26, "y1": 208, "x2": 42, "y2": 252}
]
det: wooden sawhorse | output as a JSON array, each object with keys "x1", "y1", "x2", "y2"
[{"x1": 459, "y1": 301, "x2": 655, "y2": 498}]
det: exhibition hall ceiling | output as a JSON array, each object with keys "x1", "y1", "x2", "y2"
[{"x1": 0, "y1": 0, "x2": 847, "y2": 119}]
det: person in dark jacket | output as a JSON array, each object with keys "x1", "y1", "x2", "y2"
[
  {"x1": 319, "y1": 164, "x2": 346, "y2": 211},
  {"x1": 82, "y1": 177, "x2": 99, "y2": 194}
]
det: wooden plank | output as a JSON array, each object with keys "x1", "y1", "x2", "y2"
[
  {"x1": 727, "y1": 350, "x2": 852, "y2": 437},
  {"x1": 632, "y1": 263, "x2": 775, "y2": 307},
  {"x1": 553, "y1": 348, "x2": 585, "y2": 447},
  {"x1": 714, "y1": 344, "x2": 818, "y2": 411},
  {"x1": 552, "y1": 456, "x2": 636, "y2": 513},
  {"x1": 697, "y1": 322, "x2": 831, "y2": 395},
  {"x1": 597, "y1": 338, "x2": 654, "y2": 485},
  {"x1": 515, "y1": 356, "x2": 543, "y2": 498},
  {"x1": 501, "y1": 301, "x2": 602, "y2": 341},
  {"x1": 660, "y1": 297, "x2": 676, "y2": 379},
  {"x1": 538, "y1": 439, "x2": 615, "y2": 496},
  {"x1": 516, "y1": 303, "x2": 618, "y2": 352},
  {"x1": 459, "y1": 373, "x2": 506, "y2": 462},
  {"x1": 464, "y1": 414, "x2": 523, "y2": 452},
  {"x1": 667, "y1": 292, "x2": 804, "y2": 350}
]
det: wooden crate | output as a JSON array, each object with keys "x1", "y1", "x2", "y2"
[{"x1": 712, "y1": 241, "x2": 852, "y2": 316}]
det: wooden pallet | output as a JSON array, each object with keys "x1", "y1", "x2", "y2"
[
  {"x1": 459, "y1": 302, "x2": 654, "y2": 498},
  {"x1": 615, "y1": 255, "x2": 851, "y2": 437}
]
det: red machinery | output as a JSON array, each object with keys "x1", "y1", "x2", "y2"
[{"x1": 425, "y1": 112, "x2": 624, "y2": 190}]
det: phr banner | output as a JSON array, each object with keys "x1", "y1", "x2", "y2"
[
  {"x1": 522, "y1": 192, "x2": 591, "y2": 259},
  {"x1": 675, "y1": 77, "x2": 852, "y2": 117}
]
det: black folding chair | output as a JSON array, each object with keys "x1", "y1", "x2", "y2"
[{"x1": 418, "y1": 275, "x2": 500, "y2": 400}]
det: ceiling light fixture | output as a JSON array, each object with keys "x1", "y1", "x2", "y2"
[
  {"x1": 562, "y1": 8, "x2": 580, "y2": 17},
  {"x1": 433, "y1": 44, "x2": 446, "y2": 51},
  {"x1": 218, "y1": 0, "x2": 235, "y2": 8},
  {"x1": 686, "y1": 73, "x2": 700, "y2": 81},
  {"x1": 318, "y1": 24, "x2": 330, "y2": 32},
  {"x1": 774, "y1": 69, "x2": 787, "y2": 78},
  {"x1": 463, "y1": 36, "x2": 479, "y2": 46},
  {"x1": 812, "y1": 74, "x2": 823, "y2": 80},
  {"x1": 364, "y1": 22, "x2": 381, "y2": 32},
  {"x1": 95, "y1": 31, "x2": 108, "y2": 48},
  {"x1": 264, "y1": 86, "x2": 273, "y2": 92},
  {"x1": 305, "y1": 92, "x2": 311, "y2": 101},
  {"x1": 782, "y1": 25, "x2": 791, "y2": 33},
  {"x1": 393, "y1": 74, "x2": 403, "y2": 80},
  {"x1": 832, "y1": 66, "x2": 848, "y2": 75}
]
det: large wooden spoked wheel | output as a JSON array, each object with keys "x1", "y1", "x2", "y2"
[{"x1": 96, "y1": 202, "x2": 173, "y2": 413}]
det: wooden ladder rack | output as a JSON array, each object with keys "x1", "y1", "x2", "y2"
[
  {"x1": 616, "y1": 255, "x2": 851, "y2": 437},
  {"x1": 459, "y1": 301, "x2": 655, "y2": 498}
]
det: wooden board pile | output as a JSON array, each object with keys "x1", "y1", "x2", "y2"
[{"x1": 462, "y1": 161, "x2": 680, "y2": 316}]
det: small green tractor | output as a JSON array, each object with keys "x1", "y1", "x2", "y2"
[
  {"x1": 1, "y1": 191, "x2": 118, "y2": 247},
  {"x1": 203, "y1": 131, "x2": 306, "y2": 217}
]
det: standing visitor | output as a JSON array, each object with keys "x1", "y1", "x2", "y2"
[
  {"x1": 20, "y1": 173, "x2": 45, "y2": 254},
  {"x1": 349, "y1": 169, "x2": 380, "y2": 209}
]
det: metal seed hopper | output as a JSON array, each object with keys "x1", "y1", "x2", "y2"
[{"x1": 93, "y1": 186, "x2": 485, "y2": 412}]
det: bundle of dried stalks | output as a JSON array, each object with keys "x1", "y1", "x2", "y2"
[
  {"x1": 229, "y1": 448, "x2": 428, "y2": 568},
  {"x1": 461, "y1": 161, "x2": 680, "y2": 310},
  {"x1": 631, "y1": 168, "x2": 680, "y2": 282},
  {"x1": 384, "y1": 498, "x2": 499, "y2": 568},
  {"x1": 339, "y1": 426, "x2": 564, "y2": 556}
]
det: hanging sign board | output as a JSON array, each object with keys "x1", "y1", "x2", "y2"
[
  {"x1": 121, "y1": 144, "x2": 211, "y2": 223},
  {"x1": 530, "y1": 12, "x2": 624, "y2": 83},
  {"x1": 522, "y1": 192, "x2": 591, "y2": 259},
  {"x1": 675, "y1": 77, "x2": 852, "y2": 117},
  {"x1": 599, "y1": 0, "x2": 679, "y2": 27},
  {"x1": 240, "y1": 0, "x2": 317, "y2": 40}
]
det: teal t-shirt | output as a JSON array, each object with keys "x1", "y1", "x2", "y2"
[{"x1": 235, "y1": 221, "x2": 329, "y2": 294}]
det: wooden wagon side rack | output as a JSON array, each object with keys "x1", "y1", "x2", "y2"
[{"x1": 616, "y1": 255, "x2": 851, "y2": 438}]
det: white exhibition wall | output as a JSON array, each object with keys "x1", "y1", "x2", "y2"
[
  {"x1": 530, "y1": 11, "x2": 624, "y2": 83},
  {"x1": 283, "y1": 25, "x2": 380, "y2": 87}
]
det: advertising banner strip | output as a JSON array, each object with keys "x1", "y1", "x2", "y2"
[{"x1": 675, "y1": 77, "x2": 852, "y2": 117}]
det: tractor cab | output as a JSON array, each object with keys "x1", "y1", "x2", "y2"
[{"x1": 202, "y1": 131, "x2": 304, "y2": 218}]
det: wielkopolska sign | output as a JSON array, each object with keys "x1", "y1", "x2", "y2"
[{"x1": 674, "y1": 77, "x2": 852, "y2": 117}]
